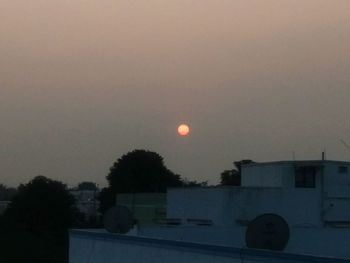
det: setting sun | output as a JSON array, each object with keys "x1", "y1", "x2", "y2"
[{"x1": 177, "y1": 124, "x2": 190, "y2": 136}]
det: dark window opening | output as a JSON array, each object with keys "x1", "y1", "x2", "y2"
[
  {"x1": 295, "y1": 166, "x2": 316, "y2": 188},
  {"x1": 338, "y1": 166, "x2": 348, "y2": 174}
]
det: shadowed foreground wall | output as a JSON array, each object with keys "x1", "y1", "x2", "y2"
[{"x1": 69, "y1": 230, "x2": 347, "y2": 263}]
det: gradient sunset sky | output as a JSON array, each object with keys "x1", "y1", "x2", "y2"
[{"x1": 1, "y1": 0, "x2": 350, "y2": 186}]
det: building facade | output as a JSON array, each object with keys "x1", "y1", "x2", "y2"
[{"x1": 69, "y1": 160, "x2": 350, "y2": 262}]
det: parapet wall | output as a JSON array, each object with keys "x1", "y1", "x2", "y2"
[{"x1": 69, "y1": 229, "x2": 348, "y2": 263}]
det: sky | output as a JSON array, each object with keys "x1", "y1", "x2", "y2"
[{"x1": 1, "y1": 0, "x2": 350, "y2": 187}]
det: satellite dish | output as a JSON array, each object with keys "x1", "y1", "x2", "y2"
[
  {"x1": 245, "y1": 213, "x2": 289, "y2": 251},
  {"x1": 104, "y1": 205, "x2": 134, "y2": 234}
]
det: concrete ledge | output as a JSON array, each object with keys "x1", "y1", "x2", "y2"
[{"x1": 70, "y1": 229, "x2": 348, "y2": 263}]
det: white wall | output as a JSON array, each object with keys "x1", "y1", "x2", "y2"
[
  {"x1": 69, "y1": 230, "x2": 348, "y2": 263},
  {"x1": 322, "y1": 163, "x2": 350, "y2": 222},
  {"x1": 323, "y1": 163, "x2": 350, "y2": 198},
  {"x1": 138, "y1": 225, "x2": 350, "y2": 259},
  {"x1": 241, "y1": 164, "x2": 294, "y2": 187},
  {"x1": 168, "y1": 187, "x2": 322, "y2": 228},
  {"x1": 167, "y1": 187, "x2": 230, "y2": 226},
  {"x1": 138, "y1": 225, "x2": 245, "y2": 247},
  {"x1": 226, "y1": 187, "x2": 322, "y2": 227}
]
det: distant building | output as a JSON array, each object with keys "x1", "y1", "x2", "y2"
[
  {"x1": 168, "y1": 160, "x2": 350, "y2": 228},
  {"x1": 70, "y1": 189, "x2": 99, "y2": 220},
  {"x1": 69, "y1": 160, "x2": 350, "y2": 262}
]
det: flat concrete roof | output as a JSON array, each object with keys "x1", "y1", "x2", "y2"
[
  {"x1": 70, "y1": 229, "x2": 350, "y2": 263},
  {"x1": 242, "y1": 160, "x2": 350, "y2": 167}
]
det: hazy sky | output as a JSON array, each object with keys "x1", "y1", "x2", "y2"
[{"x1": 1, "y1": 0, "x2": 350, "y2": 187}]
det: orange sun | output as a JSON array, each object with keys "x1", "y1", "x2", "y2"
[{"x1": 177, "y1": 124, "x2": 190, "y2": 136}]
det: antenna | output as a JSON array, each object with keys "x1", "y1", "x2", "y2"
[
  {"x1": 340, "y1": 139, "x2": 350, "y2": 153},
  {"x1": 103, "y1": 205, "x2": 134, "y2": 234}
]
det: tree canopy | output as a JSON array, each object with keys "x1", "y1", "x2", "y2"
[
  {"x1": 4, "y1": 175, "x2": 78, "y2": 236},
  {"x1": 220, "y1": 160, "x2": 255, "y2": 186},
  {"x1": 0, "y1": 184, "x2": 17, "y2": 201},
  {"x1": 0, "y1": 176, "x2": 79, "y2": 263},
  {"x1": 99, "y1": 149, "x2": 208, "y2": 213},
  {"x1": 107, "y1": 149, "x2": 183, "y2": 193},
  {"x1": 98, "y1": 187, "x2": 115, "y2": 214}
]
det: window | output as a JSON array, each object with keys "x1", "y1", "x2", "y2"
[
  {"x1": 295, "y1": 166, "x2": 316, "y2": 188},
  {"x1": 338, "y1": 166, "x2": 348, "y2": 174}
]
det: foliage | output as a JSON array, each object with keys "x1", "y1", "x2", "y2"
[
  {"x1": 220, "y1": 160, "x2": 255, "y2": 186},
  {"x1": 0, "y1": 184, "x2": 17, "y2": 201},
  {"x1": 107, "y1": 149, "x2": 183, "y2": 193},
  {"x1": 4, "y1": 176, "x2": 78, "y2": 236},
  {"x1": 0, "y1": 176, "x2": 79, "y2": 263},
  {"x1": 98, "y1": 187, "x2": 116, "y2": 214},
  {"x1": 220, "y1": 169, "x2": 241, "y2": 186},
  {"x1": 100, "y1": 149, "x2": 188, "y2": 213}
]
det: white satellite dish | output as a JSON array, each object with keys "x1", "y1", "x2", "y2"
[{"x1": 245, "y1": 213, "x2": 290, "y2": 251}]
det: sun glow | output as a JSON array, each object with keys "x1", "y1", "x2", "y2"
[{"x1": 177, "y1": 124, "x2": 190, "y2": 136}]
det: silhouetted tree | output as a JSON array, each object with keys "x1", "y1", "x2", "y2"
[
  {"x1": 100, "y1": 149, "x2": 184, "y2": 213},
  {"x1": 220, "y1": 169, "x2": 241, "y2": 186},
  {"x1": 220, "y1": 160, "x2": 255, "y2": 186},
  {"x1": 98, "y1": 187, "x2": 116, "y2": 214},
  {"x1": 107, "y1": 149, "x2": 183, "y2": 193},
  {"x1": 0, "y1": 176, "x2": 79, "y2": 263},
  {"x1": 0, "y1": 184, "x2": 17, "y2": 201},
  {"x1": 4, "y1": 176, "x2": 78, "y2": 235}
]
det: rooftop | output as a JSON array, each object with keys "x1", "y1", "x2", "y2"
[{"x1": 242, "y1": 159, "x2": 350, "y2": 167}]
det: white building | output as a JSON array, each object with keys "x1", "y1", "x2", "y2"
[
  {"x1": 69, "y1": 160, "x2": 350, "y2": 262},
  {"x1": 167, "y1": 160, "x2": 350, "y2": 228}
]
